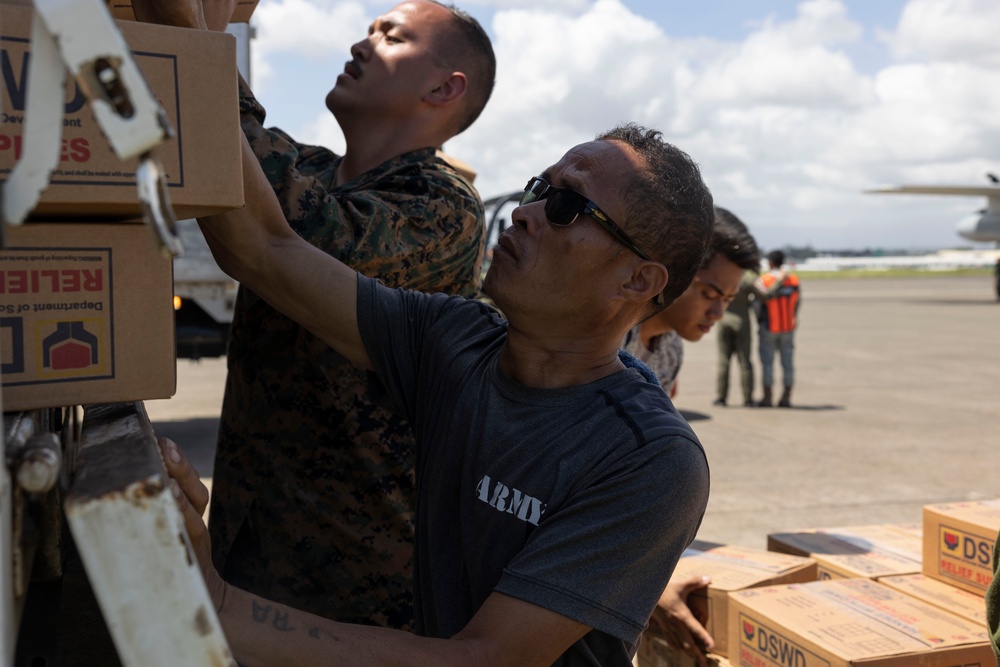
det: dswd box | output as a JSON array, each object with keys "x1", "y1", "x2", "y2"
[
  {"x1": 729, "y1": 579, "x2": 991, "y2": 667},
  {"x1": 0, "y1": 5, "x2": 243, "y2": 220},
  {"x1": 877, "y1": 573, "x2": 986, "y2": 626},
  {"x1": 0, "y1": 224, "x2": 175, "y2": 410},
  {"x1": 922, "y1": 499, "x2": 1000, "y2": 596},
  {"x1": 768, "y1": 523, "x2": 922, "y2": 580},
  {"x1": 661, "y1": 542, "x2": 816, "y2": 658},
  {"x1": 105, "y1": 0, "x2": 260, "y2": 23}
]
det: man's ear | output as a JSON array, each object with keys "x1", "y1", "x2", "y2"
[
  {"x1": 425, "y1": 72, "x2": 467, "y2": 106},
  {"x1": 623, "y1": 262, "x2": 668, "y2": 304}
]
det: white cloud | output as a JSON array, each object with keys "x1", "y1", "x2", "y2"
[
  {"x1": 885, "y1": 0, "x2": 1000, "y2": 66},
  {"x1": 687, "y1": 0, "x2": 872, "y2": 110},
  {"x1": 450, "y1": 0, "x2": 879, "y2": 223},
  {"x1": 299, "y1": 110, "x2": 346, "y2": 156},
  {"x1": 447, "y1": 0, "x2": 1000, "y2": 249},
  {"x1": 251, "y1": 0, "x2": 369, "y2": 93},
  {"x1": 250, "y1": 0, "x2": 1000, "y2": 249}
]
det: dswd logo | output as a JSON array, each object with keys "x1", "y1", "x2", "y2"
[
  {"x1": 940, "y1": 526, "x2": 992, "y2": 566},
  {"x1": 739, "y1": 614, "x2": 828, "y2": 667},
  {"x1": 43, "y1": 321, "x2": 98, "y2": 370},
  {"x1": 36, "y1": 319, "x2": 107, "y2": 379}
]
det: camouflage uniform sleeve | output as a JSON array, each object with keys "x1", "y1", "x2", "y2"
[
  {"x1": 337, "y1": 171, "x2": 485, "y2": 297},
  {"x1": 237, "y1": 79, "x2": 484, "y2": 298}
]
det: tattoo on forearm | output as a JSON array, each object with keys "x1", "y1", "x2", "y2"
[
  {"x1": 251, "y1": 600, "x2": 271, "y2": 624},
  {"x1": 251, "y1": 599, "x2": 295, "y2": 632},
  {"x1": 271, "y1": 610, "x2": 294, "y2": 632},
  {"x1": 308, "y1": 626, "x2": 341, "y2": 642}
]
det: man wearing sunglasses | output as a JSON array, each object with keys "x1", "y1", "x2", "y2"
[
  {"x1": 134, "y1": 0, "x2": 495, "y2": 632},
  {"x1": 163, "y1": 121, "x2": 714, "y2": 666}
]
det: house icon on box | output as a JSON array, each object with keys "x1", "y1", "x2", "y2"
[{"x1": 42, "y1": 321, "x2": 99, "y2": 370}]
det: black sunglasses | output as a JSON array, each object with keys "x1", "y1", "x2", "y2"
[
  {"x1": 521, "y1": 177, "x2": 651, "y2": 261},
  {"x1": 520, "y1": 177, "x2": 663, "y2": 304}
]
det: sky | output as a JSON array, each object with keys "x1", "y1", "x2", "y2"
[{"x1": 240, "y1": 0, "x2": 1000, "y2": 252}]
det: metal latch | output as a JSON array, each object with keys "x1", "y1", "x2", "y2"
[{"x1": 0, "y1": 0, "x2": 183, "y2": 257}]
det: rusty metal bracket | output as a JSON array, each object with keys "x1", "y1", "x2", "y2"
[{"x1": 64, "y1": 402, "x2": 233, "y2": 666}]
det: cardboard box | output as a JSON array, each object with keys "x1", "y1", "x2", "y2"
[
  {"x1": 635, "y1": 632, "x2": 733, "y2": 667},
  {"x1": 106, "y1": 0, "x2": 260, "y2": 23},
  {"x1": 0, "y1": 5, "x2": 243, "y2": 220},
  {"x1": 729, "y1": 579, "x2": 992, "y2": 667},
  {"x1": 878, "y1": 573, "x2": 986, "y2": 626},
  {"x1": 922, "y1": 499, "x2": 1000, "y2": 596},
  {"x1": 665, "y1": 543, "x2": 816, "y2": 658},
  {"x1": 0, "y1": 224, "x2": 175, "y2": 411},
  {"x1": 768, "y1": 523, "x2": 922, "y2": 580}
]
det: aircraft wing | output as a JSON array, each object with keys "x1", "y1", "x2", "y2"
[{"x1": 865, "y1": 185, "x2": 1000, "y2": 197}]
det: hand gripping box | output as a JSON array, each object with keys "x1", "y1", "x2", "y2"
[
  {"x1": 0, "y1": 5, "x2": 243, "y2": 220},
  {"x1": 663, "y1": 543, "x2": 817, "y2": 658},
  {"x1": 0, "y1": 224, "x2": 175, "y2": 411},
  {"x1": 728, "y1": 579, "x2": 992, "y2": 667},
  {"x1": 635, "y1": 635, "x2": 733, "y2": 667},
  {"x1": 922, "y1": 499, "x2": 1000, "y2": 595},
  {"x1": 767, "y1": 523, "x2": 922, "y2": 580}
]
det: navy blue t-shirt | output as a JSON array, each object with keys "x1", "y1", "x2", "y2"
[{"x1": 357, "y1": 276, "x2": 710, "y2": 666}]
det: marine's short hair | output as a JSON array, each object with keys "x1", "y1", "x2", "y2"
[
  {"x1": 709, "y1": 207, "x2": 761, "y2": 272},
  {"x1": 432, "y1": 2, "x2": 496, "y2": 134},
  {"x1": 595, "y1": 123, "x2": 715, "y2": 312},
  {"x1": 768, "y1": 249, "x2": 786, "y2": 268}
]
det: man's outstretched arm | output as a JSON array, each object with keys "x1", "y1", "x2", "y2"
[
  {"x1": 160, "y1": 438, "x2": 590, "y2": 666},
  {"x1": 130, "y1": 0, "x2": 371, "y2": 366},
  {"x1": 196, "y1": 134, "x2": 372, "y2": 371},
  {"x1": 217, "y1": 583, "x2": 589, "y2": 667}
]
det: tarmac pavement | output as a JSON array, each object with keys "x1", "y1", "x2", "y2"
[{"x1": 144, "y1": 273, "x2": 1000, "y2": 551}]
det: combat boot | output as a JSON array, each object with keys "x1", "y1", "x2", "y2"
[
  {"x1": 778, "y1": 386, "x2": 792, "y2": 408},
  {"x1": 758, "y1": 386, "x2": 773, "y2": 408}
]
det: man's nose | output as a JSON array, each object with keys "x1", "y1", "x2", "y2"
[
  {"x1": 510, "y1": 201, "x2": 545, "y2": 236},
  {"x1": 350, "y1": 38, "x2": 371, "y2": 61}
]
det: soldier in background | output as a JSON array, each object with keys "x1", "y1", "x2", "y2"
[
  {"x1": 134, "y1": 0, "x2": 496, "y2": 630},
  {"x1": 714, "y1": 266, "x2": 759, "y2": 408}
]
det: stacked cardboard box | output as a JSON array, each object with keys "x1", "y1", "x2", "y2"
[
  {"x1": 922, "y1": 499, "x2": 1000, "y2": 596},
  {"x1": 106, "y1": 0, "x2": 260, "y2": 23},
  {"x1": 670, "y1": 543, "x2": 817, "y2": 658},
  {"x1": 0, "y1": 224, "x2": 176, "y2": 411},
  {"x1": 0, "y1": 5, "x2": 244, "y2": 409},
  {"x1": 0, "y1": 5, "x2": 244, "y2": 220},
  {"x1": 767, "y1": 522, "x2": 922, "y2": 580},
  {"x1": 729, "y1": 578, "x2": 992, "y2": 667},
  {"x1": 878, "y1": 573, "x2": 986, "y2": 626},
  {"x1": 634, "y1": 542, "x2": 816, "y2": 667}
]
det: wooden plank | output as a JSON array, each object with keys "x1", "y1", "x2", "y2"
[{"x1": 64, "y1": 402, "x2": 234, "y2": 667}]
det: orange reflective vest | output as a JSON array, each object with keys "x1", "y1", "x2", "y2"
[{"x1": 759, "y1": 272, "x2": 799, "y2": 334}]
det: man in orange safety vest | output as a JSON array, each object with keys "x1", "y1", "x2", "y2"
[{"x1": 754, "y1": 250, "x2": 800, "y2": 407}]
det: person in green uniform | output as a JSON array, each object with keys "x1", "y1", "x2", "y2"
[
  {"x1": 134, "y1": 0, "x2": 496, "y2": 630},
  {"x1": 714, "y1": 268, "x2": 759, "y2": 407}
]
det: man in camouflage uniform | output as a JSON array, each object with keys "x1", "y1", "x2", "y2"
[{"x1": 205, "y1": 1, "x2": 496, "y2": 630}]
